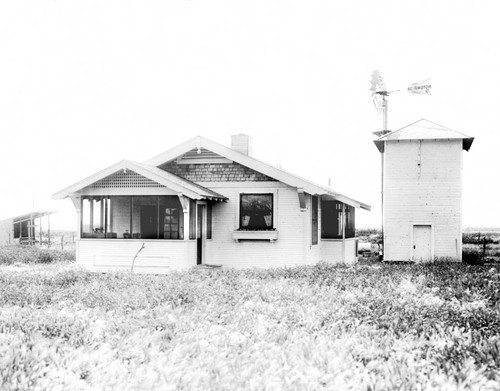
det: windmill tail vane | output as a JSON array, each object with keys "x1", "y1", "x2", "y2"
[{"x1": 408, "y1": 78, "x2": 431, "y2": 95}]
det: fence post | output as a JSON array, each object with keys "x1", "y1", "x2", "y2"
[
  {"x1": 483, "y1": 237, "x2": 486, "y2": 256},
  {"x1": 61, "y1": 235, "x2": 64, "y2": 250}
]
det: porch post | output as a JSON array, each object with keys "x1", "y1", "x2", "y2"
[
  {"x1": 183, "y1": 203, "x2": 190, "y2": 240},
  {"x1": 342, "y1": 203, "x2": 346, "y2": 262},
  {"x1": 70, "y1": 196, "x2": 82, "y2": 239},
  {"x1": 177, "y1": 194, "x2": 190, "y2": 240},
  {"x1": 89, "y1": 197, "x2": 94, "y2": 232}
]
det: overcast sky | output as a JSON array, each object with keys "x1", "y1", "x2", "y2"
[{"x1": 1, "y1": 0, "x2": 499, "y2": 229}]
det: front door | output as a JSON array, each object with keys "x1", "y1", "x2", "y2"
[
  {"x1": 196, "y1": 205, "x2": 205, "y2": 265},
  {"x1": 412, "y1": 225, "x2": 432, "y2": 261}
]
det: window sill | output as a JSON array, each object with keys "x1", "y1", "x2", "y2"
[
  {"x1": 233, "y1": 230, "x2": 278, "y2": 242},
  {"x1": 321, "y1": 237, "x2": 358, "y2": 241}
]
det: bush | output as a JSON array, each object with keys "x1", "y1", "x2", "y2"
[
  {"x1": 463, "y1": 233, "x2": 500, "y2": 245},
  {"x1": 0, "y1": 246, "x2": 75, "y2": 265}
]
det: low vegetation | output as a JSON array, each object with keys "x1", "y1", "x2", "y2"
[
  {"x1": 0, "y1": 245, "x2": 75, "y2": 265},
  {"x1": 1, "y1": 259, "x2": 499, "y2": 390}
]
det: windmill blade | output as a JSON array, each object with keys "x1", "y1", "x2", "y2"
[
  {"x1": 370, "y1": 70, "x2": 386, "y2": 92},
  {"x1": 408, "y1": 78, "x2": 431, "y2": 95},
  {"x1": 373, "y1": 94, "x2": 383, "y2": 113}
]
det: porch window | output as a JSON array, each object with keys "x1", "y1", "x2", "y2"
[
  {"x1": 312, "y1": 196, "x2": 318, "y2": 245},
  {"x1": 239, "y1": 193, "x2": 273, "y2": 230},
  {"x1": 163, "y1": 208, "x2": 181, "y2": 239},
  {"x1": 81, "y1": 196, "x2": 184, "y2": 240},
  {"x1": 321, "y1": 200, "x2": 355, "y2": 239}
]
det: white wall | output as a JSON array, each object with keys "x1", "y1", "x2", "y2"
[
  {"x1": 383, "y1": 139, "x2": 462, "y2": 261},
  {"x1": 321, "y1": 238, "x2": 358, "y2": 264},
  {"x1": 204, "y1": 182, "x2": 309, "y2": 268},
  {"x1": 77, "y1": 239, "x2": 196, "y2": 273},
  {"x1": 204, "y1": 183, "x2": 358, "y2": 268}
]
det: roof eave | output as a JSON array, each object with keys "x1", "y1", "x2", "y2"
[
  {"x1": 373, "y1": 140, "x2": 385, "y2": 153},
  {"x1": 463, "y1": 137, "x2": 474, "y2": 151}
]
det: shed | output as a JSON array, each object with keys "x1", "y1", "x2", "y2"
[{"x1": 0, "y1": 211, "x2": 55, "y2": 246}]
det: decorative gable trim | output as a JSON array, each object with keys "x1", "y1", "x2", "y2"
[
  {"x1": 90, "y1": 170, "x2": 165, "y2": 188},
  {"x1": 52, "y1": 160, "x2": 227, "y2": 202},
  {"x1": 176, "y1": 148, "x2": 233, "y2": 164}
]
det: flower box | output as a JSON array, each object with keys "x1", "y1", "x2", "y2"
[{"x1": 232, "y1": 230, "x2": 278, "y2": 242}]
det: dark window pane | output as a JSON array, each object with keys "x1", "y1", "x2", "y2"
[
  {"x1": 321, "y1": 200, "x2": 342, "y2": 239},
  {"x1": 312, "y1": 196, "x2": 318, "y2": 245},
  {"x1": 207, "y1": 203, "x2": 212, "y2": 239},
  {"x1": 240, "y1": 194, "x2": 273, "y2": 230},
  {"x1": 189, "y1": 200, "x2": 196, "y2": 239}
]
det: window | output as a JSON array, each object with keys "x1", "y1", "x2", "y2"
[
  {"x1": 207, "y1": 203, "x2": 212, "y2": 239},
  {"x1": 312, "y1": 196, "x2": 318, "y2": 245},
  {"x1": 240, "y1": 194, "x2": 273, "y2": 230},
  {"x1": 163, "y1": 208, "x2": 181, "y2": 239},
  {"x1": 189, "y1": 199, "x2": 196, "y2": 240},
  {"x1": 321, "y1": 200, "x2": 355, "y2": 239}
]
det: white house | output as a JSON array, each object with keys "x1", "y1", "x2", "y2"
[
  {"x1": 374, "y1": 119, "x2": 474, "y2": 262},
  {"x1": 53, "y1": 135, "x2": 370, "y2": 272}
]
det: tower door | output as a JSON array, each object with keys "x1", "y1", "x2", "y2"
[{"x1": 412, "y1": 225, "x2": 432, "y2": 262}]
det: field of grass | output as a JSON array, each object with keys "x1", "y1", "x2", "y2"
[{"x1": 1, "y1": 258, "x2": 499, "y2": 390}]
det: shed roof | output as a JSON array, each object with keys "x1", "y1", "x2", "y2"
[
  {"x1": 2, "y1": 211, "x2": 55, "y2": 224},
  {"x1": 374, "y1": 119, "x2": 474, "y2": 152}
]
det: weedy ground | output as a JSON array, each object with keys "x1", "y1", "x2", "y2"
[{"x1": 0, "y1": 248, "x2": 499, "y2": 390}]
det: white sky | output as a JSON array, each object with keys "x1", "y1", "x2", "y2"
[{"x1": 1, "y1": 0, "x2": 499, "y2": 229}]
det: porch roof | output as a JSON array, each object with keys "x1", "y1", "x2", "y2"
[{"x1": 52, "y1": 160, "x2": 228, "y2": 202}]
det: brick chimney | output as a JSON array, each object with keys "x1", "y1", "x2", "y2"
[{"x1": 231, "y1": 134, "x2": 252, "y2": 156}]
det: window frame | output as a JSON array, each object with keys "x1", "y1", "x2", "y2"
[{"x1": 239, "y1": 193, "x2": 274, "y2": 231}]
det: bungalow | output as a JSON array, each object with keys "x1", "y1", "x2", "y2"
[{"x1": 53, "y1": 135, "x2": 370, "y2": 272}]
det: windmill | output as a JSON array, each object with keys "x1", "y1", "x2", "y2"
[
  {"x1": 370, "y1": 70, "x2": 431, "y2": 136},
  {"x1": 370, "y1": 70, "x2": 432, "y2": 260}
]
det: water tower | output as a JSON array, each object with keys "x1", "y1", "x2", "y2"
[{"x1": 374, "y1": 119, "x2": 474, "y2": 261}]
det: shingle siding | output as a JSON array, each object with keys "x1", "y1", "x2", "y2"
[{"x1": 160, "y1": 162, "x2": 277, "y2": 182}]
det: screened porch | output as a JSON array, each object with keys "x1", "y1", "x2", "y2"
[{"x1": 80, "y1": 195, "x2": 208, "y2": 241}]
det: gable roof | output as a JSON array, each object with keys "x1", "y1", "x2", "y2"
[
  {"x1": 52, "y1": 160, "x2": 227, "y2": 201},
  {"x1": 145, "y1": 136, "x2": 370, "y2": 211},
  {"x1": 374, "y1": 119, "x2": 474, "y2": 152}
]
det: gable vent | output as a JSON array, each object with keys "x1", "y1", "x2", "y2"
[{"x1": 90, "y1": 170, "x2": 165, "y2": 188}]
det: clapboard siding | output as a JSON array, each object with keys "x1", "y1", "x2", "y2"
[
  {"x1": 205, "y1": 183, "x2": 307, "y2": 268},
  {"x1": 74, "y1": 183, "x2": 359, "y2": 270},
  {"x1": 77, "y1": 239, "x2": 196, "y2": 273},
  {"x1": 203, "y1": 184, "x2": 356, "y2": 267},
  {"x1": 384, "y1": 139, "x2": 462, "y2": 261},
  {"x1": 321, "y1": 239, "x2": 358, "y2": 264}
]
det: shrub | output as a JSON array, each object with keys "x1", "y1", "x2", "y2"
[{"x1": 0, "y1": 246, "x2": 75, "y2": 265}]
